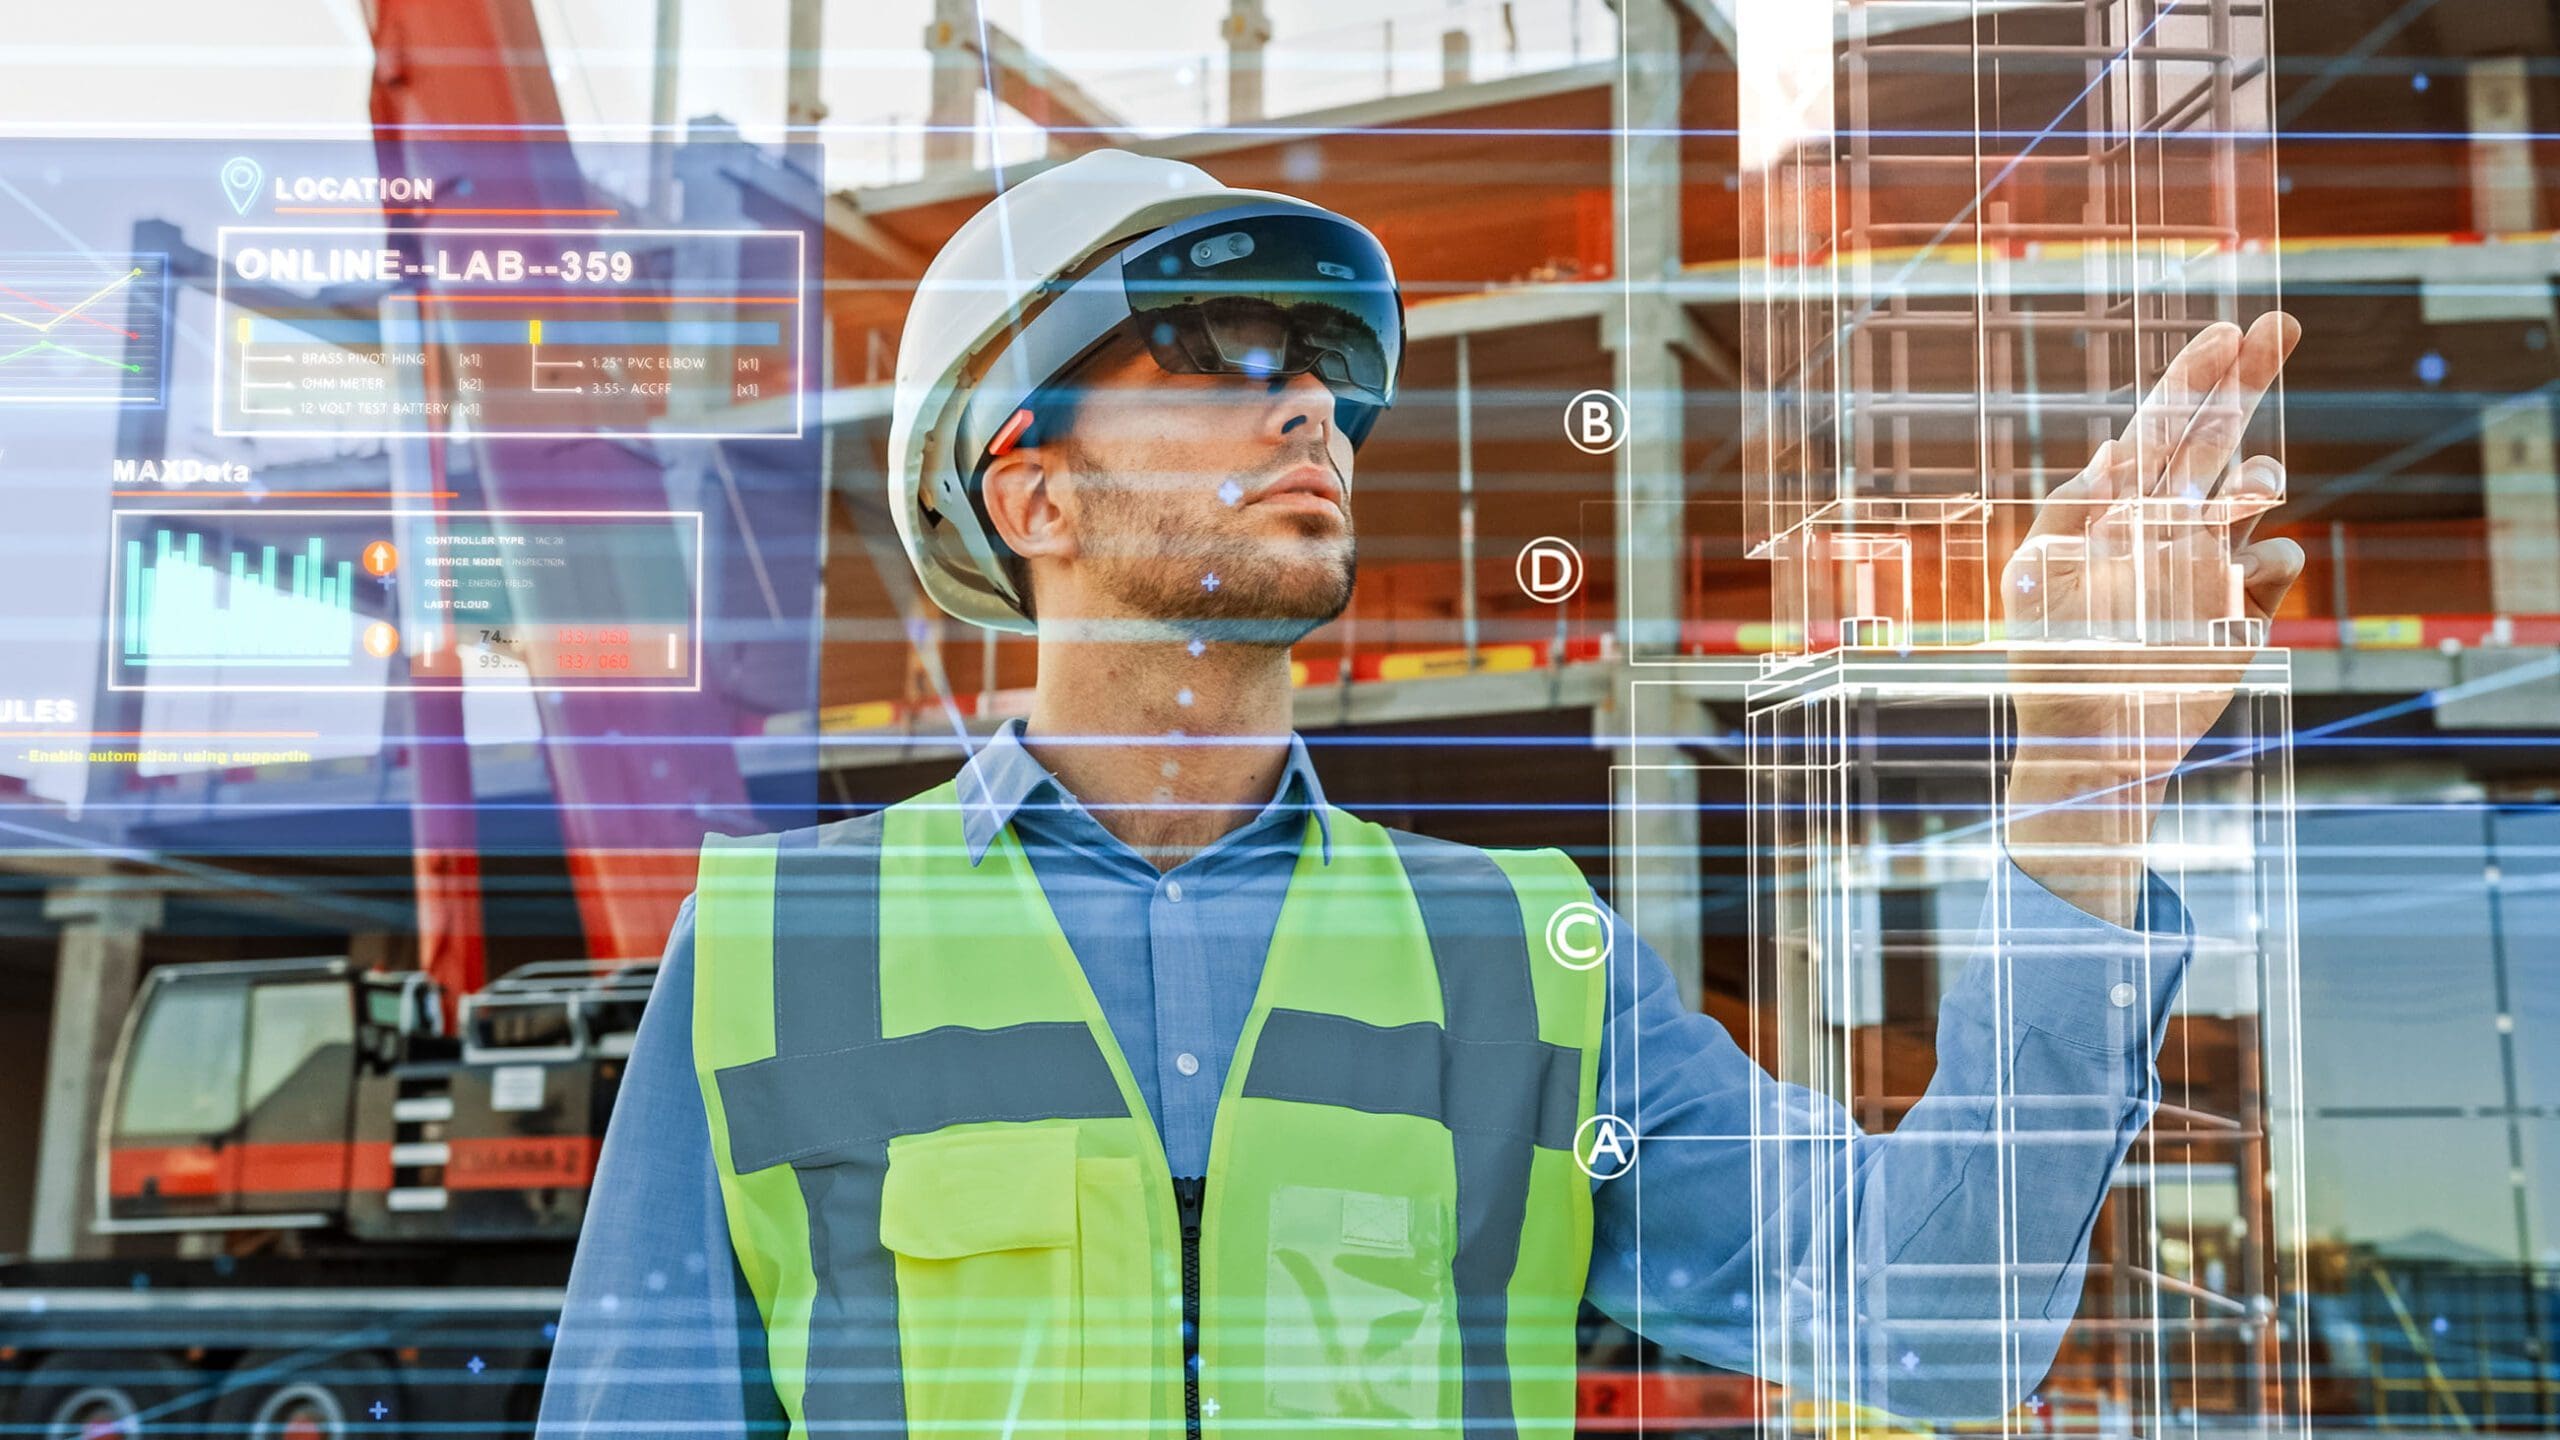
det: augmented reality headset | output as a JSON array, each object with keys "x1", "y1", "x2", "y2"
[{"x1": 952, "y1": 201, "x2": 1407, "y2": 509}]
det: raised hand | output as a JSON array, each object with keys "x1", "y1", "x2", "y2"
[{"x1": 1999, "y1": 313, "x2": 2307, "y2": 926}]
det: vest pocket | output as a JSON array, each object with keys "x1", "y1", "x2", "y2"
[
  {"x1": 879, "y1": 1126, "x2": 1082, "y2": 1436},
  {"x1": 1260, "y1": 1182, "x2": 1450, "y2": 1421}
]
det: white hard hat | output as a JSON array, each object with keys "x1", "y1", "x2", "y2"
[{"x1": 886, "y1": 149, "x2": 1403, "y2": 633}]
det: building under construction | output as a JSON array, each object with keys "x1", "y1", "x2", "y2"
[{"x1": 0, "y1": 0, "x2": 2553, "y2": 1435}]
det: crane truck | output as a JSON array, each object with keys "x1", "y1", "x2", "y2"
[{"x1": 1, "y1": 953, "x2": 651, "y2": 1439}]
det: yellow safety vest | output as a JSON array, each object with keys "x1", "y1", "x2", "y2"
[{"x1": 690, "y1": 780, "x2": 1605, "y2": 1437}]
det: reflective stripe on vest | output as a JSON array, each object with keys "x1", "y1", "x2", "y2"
[{"x1": 691, "y1": 783, "x2": 1604, "y2": 1438}]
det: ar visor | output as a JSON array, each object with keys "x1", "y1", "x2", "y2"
[
  {"x1": 1121, "y1": 210, "x2": 1402, "y2": 436},
  {"x1": 953, "y1": 203, "x2": 1405, "y2": 499}
]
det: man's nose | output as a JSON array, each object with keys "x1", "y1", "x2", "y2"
[{"x1": 1269, "y1": 370, "x2": 1336, "y2": 442}]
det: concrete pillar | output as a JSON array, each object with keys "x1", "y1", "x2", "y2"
[
  {"x1": 29, "y1": 886, "x2": 162, "y2": 1260},
  {"x1": 1613, "y1": 0, "x2": 1688, "y2": 663},
  {"x1": 2467, "y1": 57, "x2": 2539, "y2": 236},
  {"x1": 1442, "y1": 28, "x2": 1472, "y2": 89},
  {"x1": 1610, "y1": 0, "x2": 1705, "y2": 1007},
  {"x1": 924, "y1": 0, "x2": 979, "y2": 176},
  {"x1": 1223, "y1": 0, "x2": 1272, "y2": 126},
  {"x1": 647, "y1": 0, "x2": 682, "y2": 224},
  {"x1": 786, "y1": 0, "x2": 829, "y2": 131},
  {"x1": 2483, "y1": 398, "x2": 2560, "y2": 616}
]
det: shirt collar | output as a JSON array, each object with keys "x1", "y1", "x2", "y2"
[{"x1": 956, "y1": 717, "x2": 1333, "y2": 867}]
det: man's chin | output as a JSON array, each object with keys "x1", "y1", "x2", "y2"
[
  {"x1": 1191, "y1": 576, "x2": 1354, "y2": 646},
  {"x1": 1129, "y1": 565, "x2": 1354, "y2": 648},
  {"x1": 1183, "y1": 614, "x2": 1337, "y2": 647}
]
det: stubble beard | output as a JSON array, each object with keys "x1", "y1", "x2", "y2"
[{"x1": 1074, "y1": 452, "x2": 1358, "y2": 649}]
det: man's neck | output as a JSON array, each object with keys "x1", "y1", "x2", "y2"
[{"x1": 1022, "y1": 629, "x2": 1298, "y2": 871}]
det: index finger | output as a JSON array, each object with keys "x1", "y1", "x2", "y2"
[
  {"x1": 2121, "y1": 322, "x2": 2241, "y2": 496},
  {"x1": 2159, "y1": 311, "x2": 2299, "y2": 501}
]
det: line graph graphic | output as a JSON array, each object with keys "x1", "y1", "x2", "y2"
[{"x1": 0, "y1": 253, "x2": 169, "y2": 406}]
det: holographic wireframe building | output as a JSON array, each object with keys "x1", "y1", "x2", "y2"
[{"x1": 1735, "y1": 0, "x2": 2310, "y2": 1433}]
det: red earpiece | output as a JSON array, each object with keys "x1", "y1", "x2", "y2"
[{"x1": 988, "y1": 408, "x2": 1035, "y2": 456}]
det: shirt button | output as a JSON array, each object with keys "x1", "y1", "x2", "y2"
[
  {"x1": 2108, "y1": 982, "x2": 2138, "y2": 1009},
  {"x1": 1176, "y1": 1052, "x2": 1201, "y2": 1077},
  {"x1": 1165, "y1": 880, "x2": 1185, "y2": 903}
]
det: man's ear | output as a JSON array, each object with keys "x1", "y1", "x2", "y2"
[{"x1": 979, "y1": 445, "x2": 1075, "y2": 563}]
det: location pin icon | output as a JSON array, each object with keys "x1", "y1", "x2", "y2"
[{"x1": 220, "y1": 157, "x2": 263, "y2": 216}]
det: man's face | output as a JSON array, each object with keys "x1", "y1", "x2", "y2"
[{"x1": 1038, "y1": 337, "x2": 1359, "y2": 646}]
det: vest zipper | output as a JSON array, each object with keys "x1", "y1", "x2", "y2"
[{"x1": 1172, "y1": 1175, "x2": 1207, "y2": 1439}]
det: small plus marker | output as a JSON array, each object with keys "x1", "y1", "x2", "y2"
[
  {"x1": 467, "y1": 1356, "x2": 486, "y2": 1375},
  {"x1": 2016, "y1": 574, "x2": 2036, "y2": 593},
  {"x1": 1201, "y1": 572, "x2": 1221, "y2": 593},
  {"x1": 1176, "y1": 688, "x2": 1194, "y2": 708},
  {"x1": 1217, "y1": 479, "x2": 1243, "y2": 506},
  {"x1": 1186, "y1": 637, "x2": 1205, "y2": 658},
  {"x1": 371, "y1": 1400, "x2": 390, "y2": 1420}
]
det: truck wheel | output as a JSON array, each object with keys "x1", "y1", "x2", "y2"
[
  {"x1": 11, "y1": 1351, "x2": 190, "y2": 1438},
  {"x1": 206, "y1": 1351, "x2": 399, "y2": 1440}
]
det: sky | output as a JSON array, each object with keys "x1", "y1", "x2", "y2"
[{"x1": 0, "y1": 0, "x2": 1618, "y2": 194}]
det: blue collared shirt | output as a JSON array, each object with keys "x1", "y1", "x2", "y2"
[{"x1": 537, "y1": 720, "x2": 2189, "y2": 1433}]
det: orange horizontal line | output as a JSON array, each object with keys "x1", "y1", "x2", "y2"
[
  {"x1": 112, "y1": 489, "x2": 458, "y2": 498},
  {"x1": 392, "y1": 294, "x2": 795, "y2": 304},
  {"x1": 273, "y1": 206, "x2": 621, "y2": 216}
]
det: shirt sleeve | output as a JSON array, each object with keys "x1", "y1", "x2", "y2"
[
  {"x1": 1584, "y1": 858, "x2": 2192, "y2": 1421},
  {"x1": 534, "y1": 896, "x2": 788, "y2": 1438}
]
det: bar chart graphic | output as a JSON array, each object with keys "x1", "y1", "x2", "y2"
[
  {"x1": 109, "y1": 509, "x2": 702, "y2": 693},
  {"x1": 121, "y1": 527, "x2": 358, "y2": 664},
  {"x1": 0, "y1": 252, "x2": 169, "y2": 406}
]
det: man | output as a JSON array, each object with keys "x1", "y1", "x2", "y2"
[{"x1": 536, "y1": 149, "x2": 2303, "y2": 1438}]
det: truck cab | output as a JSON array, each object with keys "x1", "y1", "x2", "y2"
[
  {"x1": 97, "y1": 956, "x2": 650, "y2": 1242},
  {"x1": 101, "y1": 958, "x2": 399, "y2": 1232}
]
